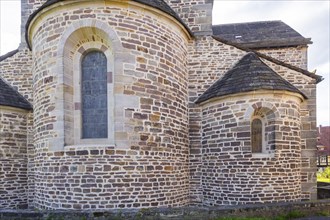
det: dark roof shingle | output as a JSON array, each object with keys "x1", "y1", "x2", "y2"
[
  {"x1": 195, "y1": 52, "x2": 307, "y2": 104},
  {"x1": 212, "y1": 20, "x2": 312, "y2": 48},
  {"x1": 0, "y1": 77, "x2": 33, "y2": 110}
]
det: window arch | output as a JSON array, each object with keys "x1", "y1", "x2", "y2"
[
  {"x1": 81, "y1": 51, "x2": 108, "y2": 139},
  {"x1": 250, "y1": 106, "x2": 276, "y2": 155},
  {"x1": 55, "y1": 23, "x2": 128, "y2": 149}
]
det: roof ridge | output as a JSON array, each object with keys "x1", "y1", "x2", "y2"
[
  {"x1": 212, "y1": 35, "x2": 323, "y2": 83},
  {"x1": 0, "y1": 76, "x2": 33, "y2": 110}
]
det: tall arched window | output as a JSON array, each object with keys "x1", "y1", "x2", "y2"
[
  {"x1": 251, "y1": 118, "x2": 263, "y2": 153},
  {"x1": 81, "y1": 51, "x2": 108, "y2": 139}
]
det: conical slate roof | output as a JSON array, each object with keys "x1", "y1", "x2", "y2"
[
  {"x1": 195, "y1": 52, "x2": 307, "y2": 104},
  {"x1": 0, "y1": 77, "x2": 33, "y2": 110}
]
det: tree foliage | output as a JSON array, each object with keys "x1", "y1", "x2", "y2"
[{"x1": 318, "y1": 166, "x2": 330, "y2": 179}]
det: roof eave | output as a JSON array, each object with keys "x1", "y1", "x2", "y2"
[
  {"x1": 0, "y1": 103, "x2": 33, "y2": 111},
  {"x1": 238, "y1": 38, "x2": 312, "y2": 49},
  {"x1": 195, "y1": 89, "x2": 307, "y2": 105}
]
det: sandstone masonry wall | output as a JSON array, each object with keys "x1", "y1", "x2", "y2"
[
  {"x1": 0, "y1": 49, "x2": 34, "y2": 208},
  {"x1": 0, "y1": 107, "x2": 30, "y2": 209},
  {"x1": 33, "y1": 147, "x2": 188, "y2": 209},
  {"x1": 1, "y1": 0, "x2": 317, "y2": 209},
  {"x1": 28, "y1": 1, "x2": 190, "y2": 209},
  {"x1": 26, "y1": 112, "x2": 35, "y2": 208},
  {"x1": 263, "y1": 61, "x2": 318, "y2": 200},
  {"x1": 163, "y1": 0, "x2": 213, "y2": 34},
  {"x1": 187, "y1": 36, "x2": 317, "y2": 204},
  {"x1": 21, "y1": 0, "x2": 46, "y2": 45},
  {"x1": 22, "y1": 0, "x2": 213, "y2": 39},
  {"x1": 200, "y1": 93, "x2": 303, "y2": 205},
  {"x1": 188, "y1": 36, "x2": 247, "y2": 204},
  {"x1": 256, "y1": 46, "x2": 308, "y2": 70}
]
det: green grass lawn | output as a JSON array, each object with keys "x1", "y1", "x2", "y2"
[
  {"x1": 215, "y1": 212, "x2": 304, "y2": 220},
  {"x1": 317, "y1": 166, "x2": 330, "y2": 183},
  {"x1": 215, "y1": 209, "x2": 330, "y2": 220}
]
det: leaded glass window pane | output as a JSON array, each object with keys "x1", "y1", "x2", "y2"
[
  {"x1": 81, "y1": 51, "x2": 108, "y2": 139},
  {"x1": 251, "y1": 118, "x2": 262, "y2": 153}
]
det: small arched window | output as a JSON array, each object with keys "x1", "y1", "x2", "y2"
[
  {"x1": 81, "y1": 51, "x2": 108, "y2": 139},
  {"x1": 251, "y1": 118, "x2": 263, "y2": 153}
]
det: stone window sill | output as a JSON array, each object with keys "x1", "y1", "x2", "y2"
[
  {"x1": 65, "y1": 144, "x2": 115, "y2": 151},
  {"x1": 252, "y1": 153, "x2": 275, "y2": 158}
]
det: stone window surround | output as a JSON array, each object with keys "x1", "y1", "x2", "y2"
[
  {"x1": 52, "y1": 19, "x2": 137, "y2": 151},
  {"x1": 72, "y1": 43, "x2": 114, "y2": 146},
  {"x1": 246, "y1": 103, "x2": 278, "y2": 158}
]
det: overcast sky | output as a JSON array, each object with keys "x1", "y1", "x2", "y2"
[{"x1": 0, "y1": 0, "x2": 329, "y2": 125}]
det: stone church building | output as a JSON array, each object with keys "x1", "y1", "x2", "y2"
[{"x1": 0, "y1": 0, "x2": 323, "y2": 210}]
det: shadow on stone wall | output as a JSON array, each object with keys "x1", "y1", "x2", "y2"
[{"x1": 318, "y1": 182, "x2": 330, "y2": 200}]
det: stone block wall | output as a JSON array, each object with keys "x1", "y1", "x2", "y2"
[
  {"x1": 0, "y1": 0, "x2": 316, "y2": 209},
  {"x1": 21, "y1": 0, "x2": 214, "y2": 40},
  {"x1": 263, "y1": 61, "x2": 318, "y2": 200},
  {"x1": 200, "y1": 92, "x2": 303, "y2": 205},
  {"x1": 187, "y1": 36, "x2": 247, "y2": 204},
  {"x1": 33, "y1": 147, "x2": 188, "y2": 209},
  {"x1": 256, "y1": 46, "x2": 308, "y2": 70},
  {"x1": 0, "y1": 107, "x2": 30, "y2": 209},
  {"x1": 187, "y1": 35, "x2": 317, "y2": 205},
  {"x1": 0, "y1": 48, "x2": 34, "y2": 208},
  {"x1": 21, "y1": 0, "x2": 47, "y2": 45},
  {"x1": 164, "y1": 0, "x2": 213, "y2": 34},
  {"x1": 27, "y1": 1, "x2": 190, "y2": 209}
]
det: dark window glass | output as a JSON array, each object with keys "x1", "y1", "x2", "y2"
[
  {"x1": 251, "y1": 118, "x2": 262, "y2": 153},
  {"x1": 81, "y1": 51, "x2": 108, "y2": 138}
]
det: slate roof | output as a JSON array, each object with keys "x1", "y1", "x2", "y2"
[
  {"x1": 212, "y1": 20, "x2": 312, "y2": 48},
  {"x1": 0, "y1": 77, "x2": 33, "y2": 110},
  {"x1": 195, "y1": 52, "x2": 307, "y2": 104},
  {"x1": 25, "y1": 0, "x2": 193, "y2": 50}
]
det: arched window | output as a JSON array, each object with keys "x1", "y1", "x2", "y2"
[
  {"x1": 251, "y1": 118, "x2": 263, "y2": 153},
  {"x1": 81, "y1": 51, "x2": 108, "y2": 139},
  {"x1": 249, "y1": 106, "x2": 276, "y2": 156}
]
